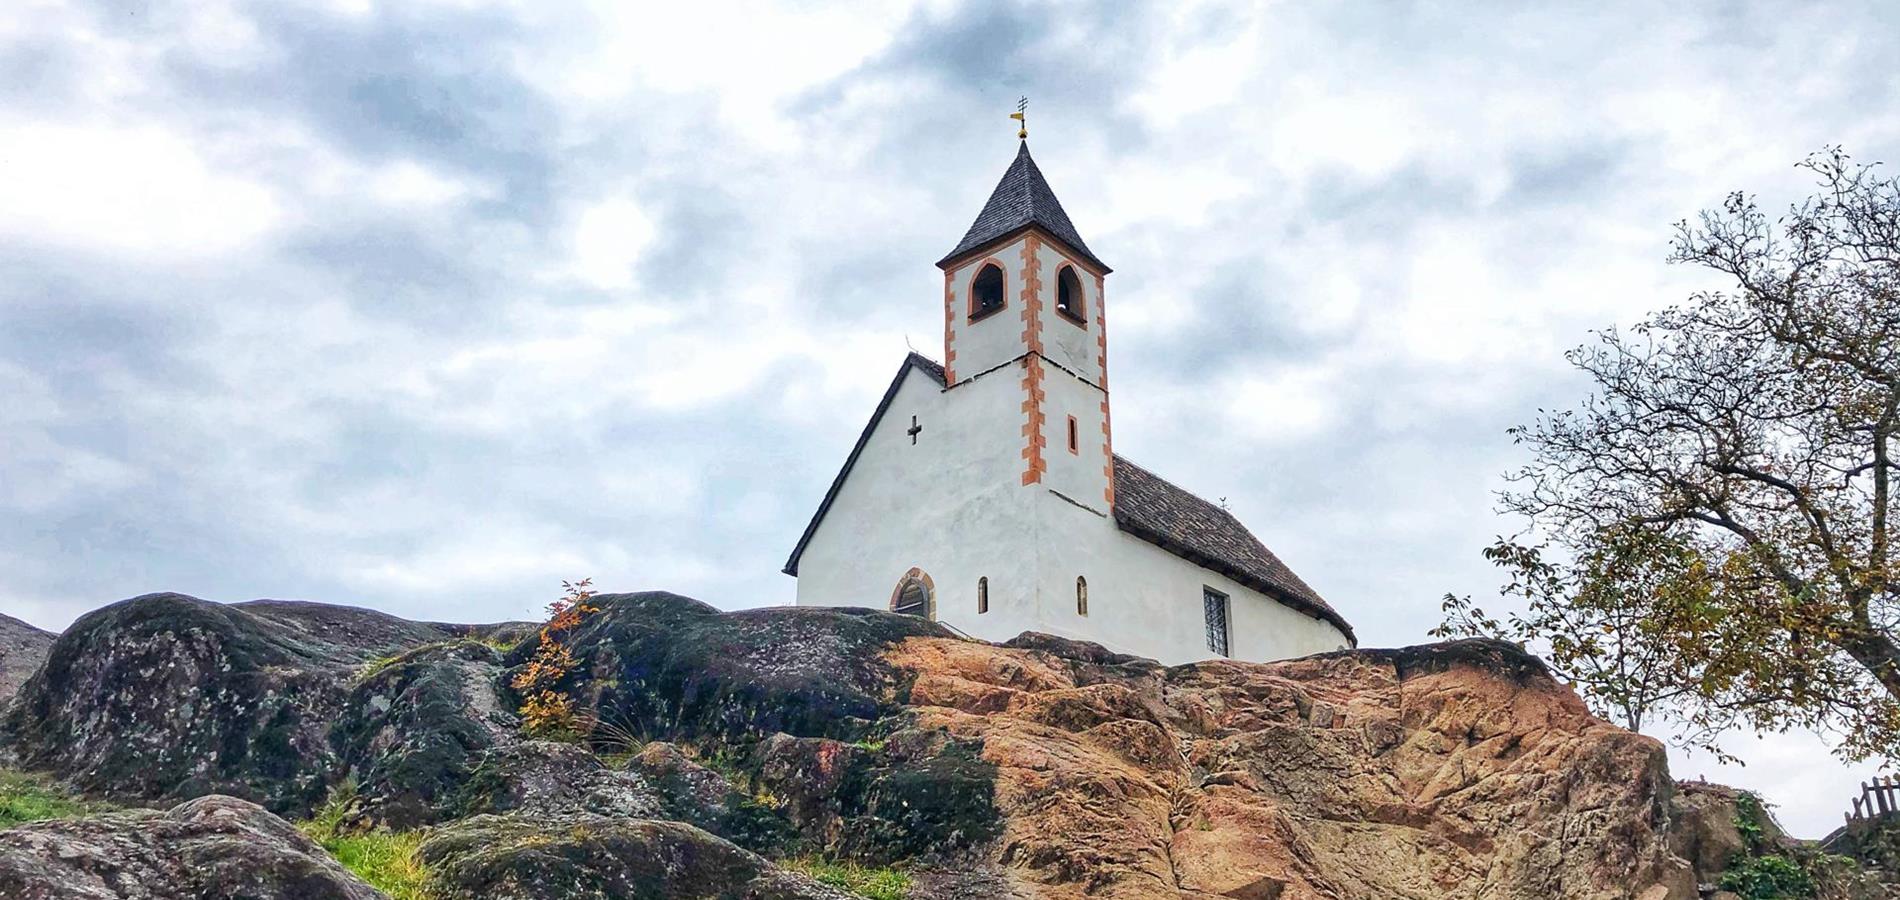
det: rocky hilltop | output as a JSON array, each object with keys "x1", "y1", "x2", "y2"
[
  {"x1": 0, "y1": 591, "x2": 1890, "y2": 899},
  {"x1": 0, "y1": 613, "x2": 53, "y2": 706}
]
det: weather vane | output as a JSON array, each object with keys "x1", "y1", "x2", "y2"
[{"x1": 1010, "y1": 96, "x2": 1027, "y2": 140}]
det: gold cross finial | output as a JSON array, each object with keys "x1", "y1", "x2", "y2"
[{"x1": 1009, "y1": 96, "x2": 1027, "y2": 140}]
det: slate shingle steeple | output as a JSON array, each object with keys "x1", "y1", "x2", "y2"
[{"x1": 937, "y1": 143, "x2": 1110, "y2": 273}]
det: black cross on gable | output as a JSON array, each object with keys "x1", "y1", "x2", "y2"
[{"x1": 907, "y1": 415, "x2": 923, "y2": 445}]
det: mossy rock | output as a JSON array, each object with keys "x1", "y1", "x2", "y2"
[
  {"x1": 524, "y1": 592, "x2": 952, "y2": 748},
  {"x1": 626, "y1": 741, "x2": 801, "y2": 857},
  {"x1": 450, "y1": 740, "x2": 666, "y2": 822},
  {"x1": 418, "y1": 814, "x2": 854, "y2": 899},
  {"x1": 833, "y1": 735, "x2": 1002, "y2": 865},
  {"x1": 0, "y1": 794, "x2": 384, "y2": 899},
  {"x1": 332, "y1": 639, "x2": 516, "y2": 828},
  {"x1": 0, "y1": 594, "x2": 439, "y2": 816}
]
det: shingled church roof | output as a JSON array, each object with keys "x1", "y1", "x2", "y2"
[
  {"x1": 782, "y1": 354, "x2": 1351, "y2": 643},
  {"x1": 937, "y1": 143, "x2": 1110, "y2": 273},
  {"x1": 1110, "y1": 456, "x2": 1352, "y2": 641}
]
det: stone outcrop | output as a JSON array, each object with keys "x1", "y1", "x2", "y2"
[
  {"x1": 0, "y1": 612, "x2": 53, "y2": 707},
  {"x1": 543, "y1": 592, "x2": 952, "y2": 745},
  {"x1": 334, "y1": 638, "x2": 519, "y2": 829},
  {"x1": 1, "y1": 589, "x2": 1893, "y2": 899},
  {"x1": 1675, "y1": 780, "x2": 1896, "y2": 899},
  {"x1": 1829, "y1": 815, "x2": 1900, "y2": 884},
  {"x1": 549, "y1": 592, "x2": 1005, "y2": 865},
  {"x1": 0, "y1": 794, "x2": 383, "y2": 899},
  {"x1": 0, "y1": 594, "x2": 446, "y2": 816},
  {"x1": 0, "y1": 594, "x2": 538, "y2": 820},
  {"x1": 1668, "y1": 781, "x2": 1759, "y2": 880},
  {"x1": 418, "y1": 814, "x2": 852, "y2": 900},
  {"x1": 885, "y1": 633, "x2": 1697, "y2": 899}
]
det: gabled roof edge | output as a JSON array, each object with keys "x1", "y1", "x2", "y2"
[
  {"x1": 935, "y1": 222, "x2": 1113, "y2": 275},
  {"x1": 782, "y1": 352, "x2": 944, "y2": 576},
  {"x1": 1111, "y1": 513, "x2": 1357, "y2": 645}
]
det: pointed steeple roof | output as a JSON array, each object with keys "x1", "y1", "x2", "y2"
[{"x1": 938, "y1": 143, "x2": 1109, "y2": 273}]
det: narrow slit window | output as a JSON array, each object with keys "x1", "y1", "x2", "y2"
[
  {"x1": 1055, "y1": 265, "x2": 1085, "y2": 322},
  {"x1": 970, "y1": 263, "x2": 1006, "y2": 319},
  {"x1": 977, "y1": 577, "x2": 989, "y2": 614},
  {"x1": 1203, "y1": 588, "x2": 1230, "y2": 657},
  {"x1": 1076, "y1": 576, "x2": 1088, "y2": 616},
  {"x1": 1067, "y1": 415, "x2": 1079, "y2": 454}
]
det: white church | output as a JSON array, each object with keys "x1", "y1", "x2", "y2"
[{"x1": 783, "y1": 140, "x2": 1355, "y2": 665}]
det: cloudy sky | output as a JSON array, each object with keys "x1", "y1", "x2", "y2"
[{"x1": 4, "y1": 0, "x2": 1898, "y2": 834}]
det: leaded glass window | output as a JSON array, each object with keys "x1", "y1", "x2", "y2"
[{"x1": 1203, "y1": 588, "x2": 1230, "y2": 657}]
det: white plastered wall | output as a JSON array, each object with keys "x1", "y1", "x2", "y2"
[
  {"x1": 798, "y1": 226, "x2": 1351, "y2": 664},
  {"x1": 793, "y1": 364, "x2": 1046, "y2": 645},
  {"x1": 1034, "y1": 240, "x2": 1102, "y2": 385},
  {"x1": 1037, "y1": 366, "x2": 1109, "y2": 511},
  {"x1": 1028, "y1": 492, "x2": 1352, "y2": 664},
  {"x1": 794, "y1": 359, "x2": 1352, "y2": 664},
  {"x1": 944, "y1": 237, "x2": 1030, "y2": 382}
]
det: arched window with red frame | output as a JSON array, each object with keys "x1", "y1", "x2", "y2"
[
  {"x1": 970, "y1": 263, "x2": 1006, "y2": 319},
  {"x1": 1055, "y1": 265, "x2": 1085, "y2": 322}
]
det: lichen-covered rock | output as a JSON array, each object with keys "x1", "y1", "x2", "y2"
[
  {"x1": 0, "y1": 612, "x2": 54, "y2": 708},
  {"x1": 626, "y1": 741, "x2": 800, "y2": 855},
  {"x1": 453, "y1": 740, "x2": 667, "y2": 821},
  {"x1": 541, "y1": 592, "x2": 950, "y2": 746},
  {"x1": 829, "y1": 729, "x2": 1001, "y2": 865},
  {"x1": 888, "y1": 634, "x2": 1701, "y2": 899},
  {"x1": 0, "y1": 794, "x2": 385, "y2": 899},
  {"x1": 751, "y1": 734, "x2": 870, "y2": 848},
  {"x1": 1668, "y1": 781, "x2": 1756, "y2": 880},
  {"x1": 442, "y1": 738, "x2": 802, "y2": 856},
  {"x1": 333, "y1": 639, "x2": 517, "y2": 828},
  {"x1": 527, "y1": 592, "x2": 1001, "y2": 862},
  {"x1": 418, "y1": 814, "x2": 853, "y2": 900},
  {"x1": 5, "y1": 590, "x2": 1887, "y2": 899},
  {"x1": 0, "y1": 593, "x2": 441, "y2": 816}
]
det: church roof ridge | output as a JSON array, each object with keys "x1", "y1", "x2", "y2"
[{"x1": 937, "y1": 143, "x2": 1109, "y2": 273}]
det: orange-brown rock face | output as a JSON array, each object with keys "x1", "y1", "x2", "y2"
[{"x1": 887, "y1": 636, "x2": 1697, "y2": 900}]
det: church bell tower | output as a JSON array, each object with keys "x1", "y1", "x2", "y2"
[{"x1": 936, "y1": 141, "x2": 1115, "y2": 509}]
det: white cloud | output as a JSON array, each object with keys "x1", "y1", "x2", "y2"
[
  {"x1": 565, "y1": 195, "x2": 657, "y2": 290},
  {"x1": 368, "y1": 159, "x2": 488, "y2": 209},
  {"x1": 0, "y1": 122, "x2": 282, "y2": 258},
  {"x1": 4, "y1": 0, "x2": 1899, "y2": 841},
  {"x1": 1225, "y1": 366, "x2": 1342, "y2": 442}
]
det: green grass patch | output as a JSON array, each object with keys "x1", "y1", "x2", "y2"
[
  {"x1": 783, "y1": 857, "x2": 912, "y2": 900},
  {"x1": 354, "y1": 651, "x2": 408, "y2": 683},
  {"x1": 0, "y1": 769, "x2": 114, "y2": 827},
  {"x1": 356, "y1": 636, "x2": 517, "y2": 685},
  {"x1": 298, "y1": 782, "x2": 433, "y2": 900}
]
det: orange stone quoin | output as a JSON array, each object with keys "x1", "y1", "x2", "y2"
[
  {"x1": 1095, "y1": 272, "x2": 1114, "y2": 505},
  {"x1": 1020, "y1": 355, "x2": 1048, "y2": 485},
  {"x1": 1018, "y1": 233, "x2": 1047, "y2": 485},
  {"x1": 1018, "y1": 234, "x2": 1044, "y2": 355},
  {"x1": 941, "y1": 270, "x2": 957, "y2": 383}
]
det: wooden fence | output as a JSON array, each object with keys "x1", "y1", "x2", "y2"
[{"x1": 1846, "y1": 776, "x2": 1900, "y2": 824}]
